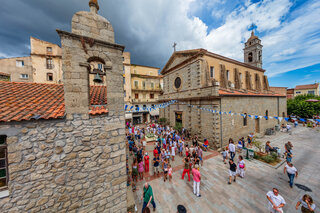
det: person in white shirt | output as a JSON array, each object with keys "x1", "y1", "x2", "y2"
[
  {"x1": 266, "y1": 188, "x2": 286, "y2": 213},
  {"x1": 283, "y1": 162, "x2": 298, "y2": 188},
  {"x1": 228, "y1": 139, "x2": 236, "y2": 161},
  {"x1": 171, "y1": 145, "x2": 175, "y2": 161}
]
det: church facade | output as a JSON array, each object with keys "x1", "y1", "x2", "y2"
[{"x1": 159, "y1": 32, "x2": 287, "y2": 149}]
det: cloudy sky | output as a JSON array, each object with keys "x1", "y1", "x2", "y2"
[{"x1": 0, "y1": 0, "x2": 319, "y2": 88}]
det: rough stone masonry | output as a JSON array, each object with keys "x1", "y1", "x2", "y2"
[{"x1": 0, "y1": 1, "x2": 127, "y2": 212}]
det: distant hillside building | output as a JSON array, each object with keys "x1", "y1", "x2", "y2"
[
  {"x1": 293, "y1": 83, "x2": 319, "y2": 96},
  {"x1": 0, "y1": 37, "x2": 62, "y2": 84},
  {"x1": 124, "y1": 63, "x2": 163, "y2": 124},
  {"x1": 159, "y1": 31, "x2": 287, "y2": 149}
]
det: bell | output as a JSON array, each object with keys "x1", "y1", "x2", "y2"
[{"x1": 93, "y1": 73, "x2": 103, "y2": 83}]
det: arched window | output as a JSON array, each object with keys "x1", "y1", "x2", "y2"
[
  {"x1": 248, "y1": 52, "x2": 253, "y2": 62},
  {"x1": 265, "y1": 110, "x2": 269, "y2": 120},
  {"x1": 243, "y1": 113, "x2": 248, "y2": 126}
]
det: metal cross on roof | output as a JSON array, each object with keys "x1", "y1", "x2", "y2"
[{"x1": 173, "y1": 42, "x2": 177, "y2": 52}]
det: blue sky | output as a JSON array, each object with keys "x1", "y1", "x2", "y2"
[{"x1": 0, "y1": 0, "x2": 319, "y2": 88}]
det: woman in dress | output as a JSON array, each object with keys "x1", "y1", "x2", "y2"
[{"x1": 138, "y1": 158, "x2": 144, "y2": 180}]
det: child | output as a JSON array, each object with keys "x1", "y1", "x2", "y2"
[
  {"x1": 286, "y1": 150, "x2": 293, "y2": 163},
  {"x1": 168, "y1": 164, "x2": 173, "y2": 181},
  {"x1": 153, "y1": 154, "x2": 160, "y2": 176},
  {"x1": 228, "y1": 159, "x2": 237, "y2": 184},
  {"x1": 237, "y1": 139, "x2": 243, "y2": 153},
  {"x1": 163, "y1": 159, "x2": 169, "y2": 182},
  {"x1": 221, "y1": 148, "x2": 228, "y2": 164},
  {"x1": 237, "y1": 155, "x2": 245, "y2": 178}
]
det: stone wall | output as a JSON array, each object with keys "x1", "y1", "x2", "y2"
[
  {"x1": 0, "y1": 114, "x2": 127, "y2": 213},
  {"x1": 220, "y1": 96, "x2": 287, "y2": 146},
  {"x1": 160, "y1": 96, "x2": 287, "y2": 149}
]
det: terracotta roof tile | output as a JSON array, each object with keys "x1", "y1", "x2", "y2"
[
  {"x1": 219, "y1": 89, "x2": 286, "y2": 97},
  {"x1": 295, "y1": 83, "x2": 319, "y2": 90},
  {"x1": 0, "y1": 81, "x2": 108, "y2": 123}
]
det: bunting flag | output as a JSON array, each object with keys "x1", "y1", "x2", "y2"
[{"x1": 123, "y1": 99, "x2": 299, "y2": 123}]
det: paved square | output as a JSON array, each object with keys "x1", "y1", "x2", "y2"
[{"x1": 132, "y1": 126, "x2": 320, "y2": 212}]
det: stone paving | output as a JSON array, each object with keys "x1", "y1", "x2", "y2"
[{"x1": 132, "y1": 126, "x2": 320, "y2": 212}]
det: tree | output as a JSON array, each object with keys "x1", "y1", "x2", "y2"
[{"x1": 287, "y1": 94, "x2": 320, "y2": 118}]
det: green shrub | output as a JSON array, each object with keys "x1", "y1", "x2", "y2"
[
  {"x1": 159, "y1": 117, "x2": 167, "y2": 125},
  {"x1": 270, "y1": 152, "x2": 278, "y2": 160},
  {"x1": 174, "y1": 122, "x2": 183, "y2": 133},
  {"x1": 261, "y1": 155, "x2": 274, "y2": 163}
]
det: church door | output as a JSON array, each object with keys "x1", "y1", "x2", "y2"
[
  {"x1": 175, "y1": 112, "x2": 182, "y2": 126},
  {"x1": 255, "y1": 118, "x2": 260, "y2": 133}
]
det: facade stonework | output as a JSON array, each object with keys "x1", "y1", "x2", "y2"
[
  {"x1": 0, "y1": 115, "x2": 126, "y2": 213},
  {"x1": 160, "y1": 34, "x2": 286, "y2": 149},
  {"x1": 0, "y1": 1, "x2": 127, "y2": 212}
]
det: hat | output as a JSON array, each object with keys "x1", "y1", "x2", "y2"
[{"x1": 145, "y1": 152, "x2": 148, "y2": 156}]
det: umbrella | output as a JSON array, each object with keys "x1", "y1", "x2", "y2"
[{"x1": 305, "y1": 99, "x2": 320, "y2": 102}]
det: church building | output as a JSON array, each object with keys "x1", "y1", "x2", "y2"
[{"x1": 159, "y1": 31, "x2": 287, "y2": 149}]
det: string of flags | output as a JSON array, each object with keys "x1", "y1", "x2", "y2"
[
  {"x1": 124, "y1": 100, "x2": 318, "y2": 123},
  {"x1": 124, "y1": 100, "x2": 178, "y2": 113}
]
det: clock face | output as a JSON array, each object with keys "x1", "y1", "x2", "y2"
[{"x1": 174, "y1": 77, "x2": 181, "y2": 89}]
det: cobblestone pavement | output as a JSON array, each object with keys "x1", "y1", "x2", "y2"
[{"x1": 132, "y1": 126, "x2": 320, "y2": 213}]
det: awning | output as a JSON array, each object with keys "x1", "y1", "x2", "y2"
[
  {"x1": 125, "y1": 113, "x2": 132, "y2": 119},
  {"x1": 150, "y1": 110, "x2": 159, "y2": 116}
]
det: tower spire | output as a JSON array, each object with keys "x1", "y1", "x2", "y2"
[{"x1": 89, "y1": 0, "x2": 99, "y2": 14}]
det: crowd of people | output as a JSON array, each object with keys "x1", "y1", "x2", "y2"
[{"x1": 126, "y1": 122, "x2": 316, "y2": 213}]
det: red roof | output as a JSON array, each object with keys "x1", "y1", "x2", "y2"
[
  {"x1": 0, "y1": 81, "x2": 108, "y2": 122},
  {"x1": 219, "y1": 89, "x2": 286, "y2": 97},
  {"x1": 295, "y1": 83, "x2": 319, "y2": 90}
]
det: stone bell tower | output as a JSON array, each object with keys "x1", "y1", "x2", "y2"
[
  {"x1": 57, "y1": 0, "x2": 125, "y2": 118},
  {"x1": 244, "y1": 31, "x2": 263, "y2": 68}
]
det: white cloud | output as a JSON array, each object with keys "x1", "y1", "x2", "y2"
[{"x1": 110, "y1": 0, "x2": 319, "y2": 79}]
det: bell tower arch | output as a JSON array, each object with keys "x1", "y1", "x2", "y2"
[{"x1": 244, "y1": 31, "x2": 263, "y2": 68}]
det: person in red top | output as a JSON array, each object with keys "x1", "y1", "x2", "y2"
[
  {"x1": 153, "y1": 147, "x2": 158, "y2": 157},
  {"x1": 192, "y1": 164, "x2": 201, "y2": 197},
  {"x1": 144, "y1": 153, "x2": 150, "y2": 173},
  {"x1": 203, "y1": 139, "x2": 209, "y2": 151}
]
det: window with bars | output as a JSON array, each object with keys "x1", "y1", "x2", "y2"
[{"x1": 0, "y1": 135, "x2": 8, "y2": 191}]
